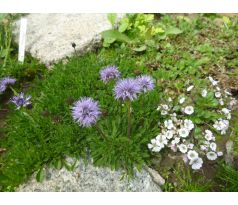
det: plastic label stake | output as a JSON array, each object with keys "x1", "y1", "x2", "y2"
[{"x1": 18, "y1": 18, "x2": 27, "y2": 63}]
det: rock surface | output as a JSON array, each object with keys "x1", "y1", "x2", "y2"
[
  {"x1": 17, "y1": 158, "x2": 162, "y2": 192},
  {"x1": 225, "y1": 140, "x2": 234, "y2": 166},
  {"x1": 14, "y1": 14, "x2": 123, "y2": 66}
]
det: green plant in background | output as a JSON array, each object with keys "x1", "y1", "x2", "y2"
[
  {"x1": 215, "y1": 163, "x2": 238, "y2": 191},
  {"x1": 102, "y1": 13, "x2": 183, "y2": 49},
  {"x1": 162, "y1": 163, "x2": 213, "y2": 192},
  {"x1": 0, "y1": 14, "x2": 13, "y2": 68},
  {"x1": 0, "y1": 14, "x2": 46, "y2": 81}
]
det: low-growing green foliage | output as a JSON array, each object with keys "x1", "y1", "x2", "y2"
[
  {"x1": 215, "y1": 163, "x2": 238, "y2": 192},
  {"x1": 162, "y1": 163, "x2": 213, "y2": 192},
  {"x1": 1, "y1": 14, "x2": 238, "y2": 192}
]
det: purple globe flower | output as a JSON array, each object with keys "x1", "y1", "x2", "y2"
[
  {"x1": 114, "y1": 78, "x2": 141, "y2": 101},
  {"x1": 136, "y1": 75, "x2": 155, "y2": 93},
  {"x1": 10, "y1": 92, "x2": 31, "y2": 110},
  {"x1": 72, "y1": 97, "x2": 101, "y2": 127},
  {"x1": 0, "y1": 76, "x2": 16, "y2": 94},
  {"x1": 100, "y1": 65, "x2": 120, "y2": 83}
]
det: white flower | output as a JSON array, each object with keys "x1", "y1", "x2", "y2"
[
  {"x1": 213, "y1": 119, "x2": 229, "y2": 135},
  {"x1": 187, "y1": 143, "x2": 194, "y2": 149},
  {"x1": 168, "y1": 97, "x2": 172, "y2": 102},
  {"x1": 187, "y1": 85, "x2": 194, "y2": 92},
  {"x1": 161, "y1": 110, "x2": 168, "y2": 115},
  {"x1": 219, "y1": 99, "x2": 224, "y2": 106},
  {"x1": 156, "y1": 105, "x2": 161, "y2": 111},
  {"x1": 171, "y1": 113, "x2": 177, "y2": 121},
  {"x1": 200, "y1": 145, "x2": 208, "y2": 151},
  {"x1": 171, "y1": 137, "x2": 180, "y2": 145},
  {"x1": 189, "y1": 157, "x2": 203, "y2": 170},
  {"x1": 201, "y1": 89, "x2": 207, "y2": 97},
  {"x1": 208, "y1": 76, "x2": 218, "y2": 86},
  {"x1": 187, "y1": 150, "x2": 199, "y2": 160},
  {"x1": 179, "y1": 97, "x2": 185, "y2": 104},
  {"x1": 210, "y1": 142, "x2": 217, "y2": 151},
  {"x1": 178, "y1": 127, "x2": 190, "y2": 138},
  {"x1": 217, "y1": 151, "x2": 223, "y2": 157},
  {"x1": 216, "y1": 86, "x2": 221, "y2": 91},
  {"x1": 178, "y1": 144, "x2": 188, "y2": 153},
  {"x1": 164, "y1": 130, "x2": 174, "y2": 139},
  {"x1": 215, "y1": 92, "x2": 221, "y2": 98},
  {"x1": 161, "y1": 104, "x2": 169, "y2": 110},
  {"x1": 206, "y1": 151, "x2": 217, "y2": 160},
  {"x1": 156, "y1": 134, "x2": 168, "y2": 146},
  {"x1": 229, "y1": 98, "x2": 237, "y2": 109},
  {"x1": 148, "y1": 139, "x2": 162, "y2": 152},
  {"x1": 183, "y1": 106, "x2": 194, "y2": 115},
  {"x1": 184, "y1": 119, "x2": 194, "y2": 131},
  {"x1": 164, "y1": 120, "x2": 174, "y2": 129},
  {"x1": 222, "y1": 108, "x2": 230, "y2": 115},
  {"x1": 227, "y1": 113, "x2": 231, "y2": 120},
  {"x1": 204, "y1": 129, "x2": 213, "y2": 141}
]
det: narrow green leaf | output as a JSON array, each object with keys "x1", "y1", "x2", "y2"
[{"x1": 36, "y1": 168, "x2": 45, "y2": 183}]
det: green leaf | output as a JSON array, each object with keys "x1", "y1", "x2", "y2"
[
  {"x1": 101, "y1": 30, "x2": 131, "y2": 43},
  {"x1": 194, "y1": 57, "x2": 210, "y2": 67},
  {"x1": 132, "y1": 45, "x2": 147, "y2": 52},
  {"x1": 107, "y1": 13, "x2": 117, "y2": 27},
  {"x1": 119, "y1": 17, "x2": 130, "y2": 33},
  {"x1": 36, "y1": 168, "x2": 45, "y2": 183},
  {"x1": 166, "y1": 27, "x2": 183, "y2": 35},
  {"x1": 0, "y1": 14, "x2": 8, "y2": 22},
  {"x1": 55, "y1": 159, "x2": 62, "y2": 169}
]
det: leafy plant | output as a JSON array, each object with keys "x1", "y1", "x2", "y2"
[{"x1": 216, "y1": 164, "x2": 238, "y2": 191}]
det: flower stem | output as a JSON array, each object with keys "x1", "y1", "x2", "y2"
[
  {"x1": 9, "y1": 86, "x2": 18, "y2": 95},
  {"x1": 95, "y1": 124, "x2": 107, "y2": 140},
  {"x1": 127, "y1": 100, "x2": 132, "y2": 138}
]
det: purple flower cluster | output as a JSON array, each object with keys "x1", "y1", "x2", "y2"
[
  {"x1": 10, "y1": 92, "x2": 31, "y2": 110},
  {"x1": 113, "y1": 75, "x2": 155, "y2": 101},
  {"x1": 0, "y1": 77, "x2": 16, "y2": 94},
  {"x1": 137, "y1": 75, "x2": 155, "y2": 93},
  {"x1": 72, "y1": 97, "x2": 101, "y2": 127},
  {"x1": 114, "y1": 78, "x2": 141, "y2": 101},
  {"x1": 100, "y1": 65, "x2": 120, "y2": 83}
]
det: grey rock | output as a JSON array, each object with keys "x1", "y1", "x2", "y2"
[
  {"x1": 225, "y1": 140, "x2": 234, "y2": 166},
  {"x1": 144, "y1": 166, "x2": 165, "y2": 186},
  {"x1": 14, "y1": 13, "x2": 123, "y2": 66},
  {"x1": 17, "y1": 158, "x2": 161, "y2": 192}
]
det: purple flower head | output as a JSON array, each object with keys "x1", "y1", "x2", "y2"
[
  {"x1": 114, "y1": 78, "x2": 141, "y2": 101},
  {"x1": 136, "y1": 75, "x2": 155, "y2": 93},
  {"x1": 72, "y1": 97, "x2": 101, "y2": 127},
  {"x1": 10, "y1": 92, "x2": 31, "y2": 110},
  {"x1": 100, "y1": 65, "x2": 120, "y2": 83},
  {"x1": 0, "y1": 77, "x2": 16, "y2": 94}
]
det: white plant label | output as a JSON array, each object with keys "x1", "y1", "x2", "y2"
[{"x1": 18, "y1": 18, "x2": 27, "y2": 63}]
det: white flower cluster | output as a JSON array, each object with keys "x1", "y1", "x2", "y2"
[
  {"x1": 149, "y1": 76, "x2": 237, "y2": 170},
  {"x1": 207, "y1": 76, "x2": 237, "y2": 135}
]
